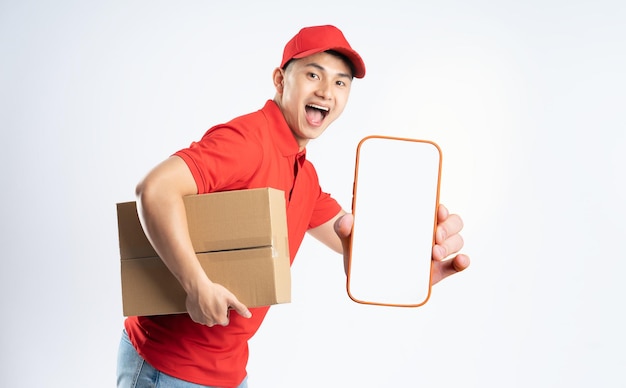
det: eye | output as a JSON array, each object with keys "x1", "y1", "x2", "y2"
[
  {"x1": 308, "y1": 72, "x2": 320, "y2": 80},
  {"x1": 336, "y1": 80, "x2": 346, "y2": 87}
]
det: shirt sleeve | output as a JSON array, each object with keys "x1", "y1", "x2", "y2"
[
  {"x1": 174, "y1": 124, "x2": 263, "y2": 194},
  {"x1": 308, "y1": 190, "x2": 342, "y2": 229}
]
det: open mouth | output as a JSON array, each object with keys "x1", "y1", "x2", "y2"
[{"x1": 305, "y1": 104, "x2": 329, "y2": 126}]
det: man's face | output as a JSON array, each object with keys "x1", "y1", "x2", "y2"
[{"x1": 274, "y1": 51, "x2": 353, "y2": 149}]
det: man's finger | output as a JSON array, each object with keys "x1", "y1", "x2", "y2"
[
  {"x1": 433, "y1": 233, "x2": 465, "y2": 261},
  {"x1": 436, "y1": 214, "x2": 464, "y2": 244},
  {"x1": 229, "y1": 300, "x2": 252, "y2": 319},
  {"x1": 437, "y1": 203, "x2": 449, "y2": 221},
  {"x1": 431, "y1": 254, "x2": 470, "y2": 285}
]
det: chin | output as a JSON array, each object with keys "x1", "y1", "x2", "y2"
[{"x1": 307, "y1": 128, "x2": 328, "y2": 140}]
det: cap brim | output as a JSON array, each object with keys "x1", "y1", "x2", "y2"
[{"x1": 292, "y1": 47, "x2": 366, "y2": 79}]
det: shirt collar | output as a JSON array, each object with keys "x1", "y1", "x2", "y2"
[{"x1": 262, "y1": 100, "x2": 306, "y2": 159}]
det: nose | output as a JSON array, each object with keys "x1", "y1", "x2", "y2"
[{"x1": 315, "y1": 80, "x2": 333, "y2": 100}]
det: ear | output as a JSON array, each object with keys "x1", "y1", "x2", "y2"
[{"x1": 272, "y1": 67, "x2": 285, "y2": 94}]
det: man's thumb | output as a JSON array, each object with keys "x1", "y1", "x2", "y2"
[{"x1": 334, "y1": 213, "x2": 354, "y2": 238}]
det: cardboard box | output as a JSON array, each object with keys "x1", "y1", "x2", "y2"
[{"x1": 116, "y1": 188, "x2": 291, "y2": 316}]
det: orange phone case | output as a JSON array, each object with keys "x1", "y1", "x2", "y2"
[{"x1": 347, "y1": 135, "x2": 442, "y2": 307}]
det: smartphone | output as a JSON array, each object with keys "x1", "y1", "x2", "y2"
[{"x1": 347, "y1": 135, "x2": 442, "y2": 307}]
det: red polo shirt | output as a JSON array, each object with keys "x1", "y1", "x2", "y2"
[{"x1": 124, "y1": 100, "x2": 342, "y2": 387}]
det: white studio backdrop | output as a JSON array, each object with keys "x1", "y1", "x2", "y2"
[{"x1": 1, "y1": 1, "x2": 625, "y2": 387}]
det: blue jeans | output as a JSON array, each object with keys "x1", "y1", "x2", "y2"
[{"x1": 117, "y1": 330, "x2": 249, "y2": 388}]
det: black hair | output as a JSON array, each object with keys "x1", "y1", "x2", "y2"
[
  {"x1": 325, "y1": 50, "x2": 356, "y2": 78},
  {"x1": 282, "y1": 50, "x2": 355, "y2": 78}
]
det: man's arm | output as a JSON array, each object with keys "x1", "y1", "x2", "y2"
[
  {"x1": 308, "y1": 210, "x2": 350, "y2": 272},
  {"x1": 307, "y1": 210, "x2": 346, "y2": 254},
  {"x1": 135, "y1": 155, "x2": 251, "y2": 326}
]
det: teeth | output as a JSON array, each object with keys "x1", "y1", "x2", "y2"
[{"x1": 307, "y1": 104, "x2": 329, "y2": 112}]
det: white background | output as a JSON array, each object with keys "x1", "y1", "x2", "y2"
[{"x1": 1, "y1": 1, "x2": 625, "y2": 387}]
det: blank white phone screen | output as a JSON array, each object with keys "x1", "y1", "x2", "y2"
[{"x1": 348, "y1": 136, "x2": 441, "y2": 306}]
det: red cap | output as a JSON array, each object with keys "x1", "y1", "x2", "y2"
[{"x1": 280, "y1": 25, "x2": 366, "y2": 79}]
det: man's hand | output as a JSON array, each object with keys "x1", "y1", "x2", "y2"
[
  {"x1": 185, "y1": 276, "x2": 252, "y2": 327},
  {"x1": 430, "y1": 204, "x2": 470, "y2": 285},
  {"x1": 135, "y1": 156, "x2": 252, "y2": 326},
  {"x1": 333, "y1": 203, "x2": 470, "y2": 286}
]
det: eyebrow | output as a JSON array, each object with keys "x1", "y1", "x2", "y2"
[{"x1": 304, "y1": 62, "x2": 353, "y2": 80}]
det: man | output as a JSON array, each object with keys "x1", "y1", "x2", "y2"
[{"x1": 117, "y1": 25, "x2": 469, "y2": 388}]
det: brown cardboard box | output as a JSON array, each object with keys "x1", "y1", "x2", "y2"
[{"x1": 116, "y1": 188, "x2": 291, "y2": 316}]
